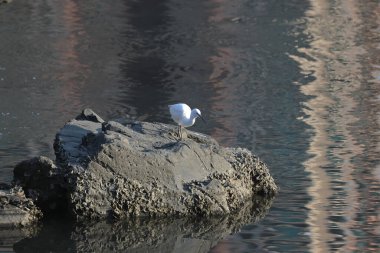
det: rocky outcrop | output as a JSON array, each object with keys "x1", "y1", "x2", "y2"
[{"x1": 13, "y1": 109, "x2": 277, "y2": 220}]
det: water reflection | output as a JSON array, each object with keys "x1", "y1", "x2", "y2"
[
  {"x1": 204, "y1": 1, "x2": 314, "y2": 252},
  {"x1": 11, "y1": 198, "x2": 273, "y2": 253},
  {"x1": 290, "y1": 0, "x2": 380, "y2": 251},
  {"x1": 118, "y1": 0, "x2": 173, "y2": 120}
]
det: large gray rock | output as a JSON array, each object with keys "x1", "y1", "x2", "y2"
[{"x1": 15, "y1": 109, "x2": 277, "y2": 220}]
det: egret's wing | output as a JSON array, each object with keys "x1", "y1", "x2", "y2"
[
  {"x1": 169, "y1": 105, "x2": 184, "y2": 118},
  {"x1": 169, "y1": 104, "x2": 190, "y2": 123}
]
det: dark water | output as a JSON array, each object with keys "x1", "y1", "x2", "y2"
[{"x1": 0, "y1": 0, "x2": 379, "y2": 252}]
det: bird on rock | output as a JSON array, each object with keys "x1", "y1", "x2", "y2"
[{"x1": 168, "y1": 103, "x2": 205, "y2": 140}]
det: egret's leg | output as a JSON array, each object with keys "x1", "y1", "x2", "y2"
[
  {"x1": 177, "y1": 125, "x2": 181, "y2": 139},
  {"x1": 179, "y1": 125, "x2": 183, "y2": 140}
]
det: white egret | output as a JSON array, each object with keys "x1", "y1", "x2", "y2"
[{"x1": 168, "y1": 103, "x2": 205, "y2": 140}]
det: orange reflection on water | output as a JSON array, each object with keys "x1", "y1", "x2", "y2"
[
  {"x1": 48, "y1": 0, "x2": 90, "y2": 115},
  {"x1": 290, "y1": 42, "x2": 333, "y2": 253},
  {"x1": 292, "y1": 0, "x2": 380, "y2": 251},
  {"x1": 208, "y1": 47, "x2": 240, "y2": 146},
  {"x1": 206, "y1": 0, "x2": 242, "y2": 146},
  {"x1": 59, "y1": 0, "x2": 89, "y2": 112}
]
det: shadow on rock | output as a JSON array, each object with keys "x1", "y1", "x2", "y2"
[{"x1": 13, "y1": 197, "x2": 274, "y2": 253}]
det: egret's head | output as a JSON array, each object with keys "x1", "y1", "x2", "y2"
[
  {"x1": 193, "y1": 108, "x2": 201, "y2": 117},
  {"x1": 192, "y1": 108, "x2": 205, "y2": 123}
]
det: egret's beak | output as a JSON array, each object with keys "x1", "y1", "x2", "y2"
[{"x1": 198, "y1": 114, "x2": 206, "y2": 123}]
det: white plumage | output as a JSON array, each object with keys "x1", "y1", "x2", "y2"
[{"x1": 168, "y1": 103, "x2": 204, "y2": 139}]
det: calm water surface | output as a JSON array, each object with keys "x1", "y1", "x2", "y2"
[{"x1": 0, "y1": 0, "x2": 379, "y2": 252}]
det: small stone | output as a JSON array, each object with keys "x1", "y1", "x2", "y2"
[{"x1": 75, "y1": 108, "x2": 104, "y2": 123}]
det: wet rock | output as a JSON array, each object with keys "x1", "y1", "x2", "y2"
[
  {"x1": 13, "y1": 156, "x2": 67, "y2": 213},
  {"x1": 15, "y1": 109, "x2": 277, "y2": 220},
  {"x1": 0, "y1": 184, "x2": 42, "y2": 227}
]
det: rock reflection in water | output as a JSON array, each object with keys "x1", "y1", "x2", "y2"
[
  {"x1": 12, "y1": 198, "x2": 273, "y2": 253},
  {"x1": 0, "y1": 227, "x2": 38, "y2": 253}
]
